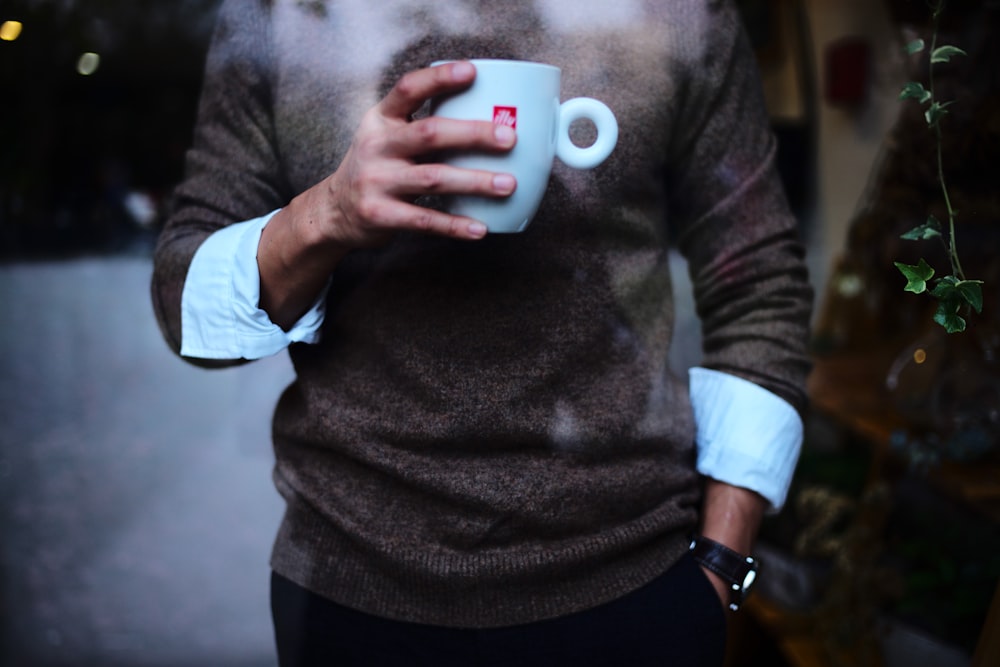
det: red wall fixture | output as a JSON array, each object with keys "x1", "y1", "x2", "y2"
[{"x1": 824, "y1": 36, "x2": 871, "y2": 107}]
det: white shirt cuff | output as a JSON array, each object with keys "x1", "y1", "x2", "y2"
[
  {"x1": 689, "y1": 367, "x2": 803, "y2": 511},
  {"x1": 180, "y1": 209, "x2": 326, "y2": 360}
]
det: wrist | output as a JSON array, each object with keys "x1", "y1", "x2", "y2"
[
  {"x1": 258, "y1": 189, "x2": 349, "y2": 331},
  {"x1": 690, "y1": 534, "x2": 759, "y2": 611},
  {"x1": 284, "y1": 184, "x2": 354, "y2": 262}
]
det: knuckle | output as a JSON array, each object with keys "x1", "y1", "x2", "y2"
[
  {"x1": 355, "y1": 198, "x2": 384, "y2": 225},
  {"x1": 410, "y1": 210, "x2": 434, "y2": 231},
  {"x1": 394, "y1": 72, "x2": 421, "y2": 100},
  {"x1": 480, "y1": 121, "x2": 498, "y2": 142},
  {"x1": 355, "y1": 133, "x2": 385, "y2": 159},
  {"x1": 415, "y1": 165, "x2": 446, "y2": 191},
  {"x1": 413, "y1": 118, "x2": 440, "y2": 144},
  {"x1": 346, "y1": 172, "x2": 374, "y2": 200}
]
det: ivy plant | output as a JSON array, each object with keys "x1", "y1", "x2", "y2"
[{"x1": 894, "y1": 0, "x2": 983, "y2": 333}]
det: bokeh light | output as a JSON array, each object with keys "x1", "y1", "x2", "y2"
[
  {"x1": 0, "y1": 20, "x2": 23, "y2": 41},
  {"x1": 77, "y1": 51, "x2": 100, "y2": 76}
]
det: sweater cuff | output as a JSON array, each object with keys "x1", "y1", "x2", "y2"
[
  {"x1": 689, "y1": 367, "x2": 803, "y2": 511},
  {"x1": 180, "y1": 209, "x2": 327, "y2": 360}
]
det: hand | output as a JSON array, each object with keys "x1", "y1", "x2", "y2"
[
  {"x1": 258, "y1": 61, "x2": 517, "y2": 329},
  {"x1": 322, "y1": 60, "x2": 517, "y2": 247}
]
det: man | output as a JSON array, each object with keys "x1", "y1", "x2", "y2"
[{"x1": 152, "y1": 1, "x2": 812, "y2": 664}]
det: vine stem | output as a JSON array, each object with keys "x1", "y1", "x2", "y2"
[{"x1": 929, "y1": 0, "x2": 966, "y2": 281}]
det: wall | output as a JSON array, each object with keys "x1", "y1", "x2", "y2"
[
  {"x1": 756, "y1": 0, "x2": 908, "y2": 296},
  {"x1": 807, "y1": 0, "x2": 907, "y2": 279}
]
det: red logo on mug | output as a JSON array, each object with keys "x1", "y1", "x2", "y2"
[{"x1": 493, "y1": 106, "x2": 517, "y2": 129}]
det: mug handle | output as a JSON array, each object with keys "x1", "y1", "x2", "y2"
[{"x1": 555, "y1": 98, "x2": 619, "y2": 169}]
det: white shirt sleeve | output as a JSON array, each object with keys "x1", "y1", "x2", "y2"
[
  {"x1": 689, "y1": 366, "x2": 803, "y2": 511},
  {"x1": 180, "y1": 209, "x2": 327, "y2": 360}
]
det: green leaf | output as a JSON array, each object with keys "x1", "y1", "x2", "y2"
[
  {"x1": 929, "y1": 275, "x2": 981, "y2": 332},
  {"x1": 957, "y1": 280, "x2": 984, "y2": 313},
  {"x1": 934, "y1": 300, "x2": 967, "y2": 333},
  {"x1": 895, "y1": 259, "x2": 935, "y2": 294},
  {"x1": 901, "y1": 215, "x2": 943, "y2": 240},
  {"x1": 905, "y1": 39, "x2": 925, "y2": 55},
  {"x1": 930, "y1": 275, "x2": 960, "y2": 299},
  {"x1": 931, "y1": 45, "x2": 967, "y2": 63},
  {"x1": 900, "y1": 81, "x2": 932, "y2": 104},
  {"x1": 925, "y1": 100, "x2": 954, "y2": 127}
]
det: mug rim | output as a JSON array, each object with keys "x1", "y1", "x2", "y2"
[{"x1": 431, "y1": 59, "x2": 560, "y2": 73}]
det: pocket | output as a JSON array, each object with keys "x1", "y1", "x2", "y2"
[
  {"x1": 681, "y1": 551, "x2": 730, "y2": 631},
  {"x1": 643, "y1": 552, "x2": 728, "y2": 665}
]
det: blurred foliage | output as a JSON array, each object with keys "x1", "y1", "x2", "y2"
[
  {"x1": 0, "y1": 0, "x2": 223, "y2": 257},
  {"x1": 813, "y1": 0, "x2": 999, "y2": 353},
  {"x1": 762, "y1": 418, "x2": 1000, "y2": 659},
  {"x1": 895, "y1": 0, "x2": 982, "y2": 334}
]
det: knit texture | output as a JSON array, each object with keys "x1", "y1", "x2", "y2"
[{"x1": 152, "y1": 0, "x2": 813, "y2": 627}]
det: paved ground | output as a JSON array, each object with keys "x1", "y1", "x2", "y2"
[
  {"x1": 0, "y1": 253, "x2": 703, "y2": 666},
  {"x1": 0, "y1": 257, "x2": 293, "y2": 666}
]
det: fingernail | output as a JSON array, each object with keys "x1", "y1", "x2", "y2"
[
  {"x1": 469, "y1": 222, "x2": 488, "y2": 238},
  {"x1": 494, "y1": 125, "x2": 516, "y2": 145},
  {"x1": 452, "y1": 62, "x2": 475, "y2": 81},
  {"x1": 493, "y1": 174, "x2": 516, "y2": 194}
]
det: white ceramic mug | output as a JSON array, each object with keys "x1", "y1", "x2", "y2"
[{"x1": 431, "y1": 59, "x2": 618, "y2": 233}]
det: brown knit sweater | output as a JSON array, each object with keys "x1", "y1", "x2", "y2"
[{"x1": 152, "y1": 0, "x2": 813, "y2": 627}]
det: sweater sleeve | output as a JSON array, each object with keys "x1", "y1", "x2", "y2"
[
  {"x1": 151, "y1": 0, "x2": 290, "y2": 366},
  {"x1": 667, "y1": 0, "x2": 813, "y2": 414}
]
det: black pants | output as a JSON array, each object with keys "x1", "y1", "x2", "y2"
[{"x1": 270, "y1": 553, "x2": 727, "y2": 667}]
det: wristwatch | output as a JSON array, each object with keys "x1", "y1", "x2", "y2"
[{"x1": 689, "y1": 535, "x2": 759, "y2": 611}]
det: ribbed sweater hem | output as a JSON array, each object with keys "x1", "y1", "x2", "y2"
[{"x1": 269, "y1": 497, "x2": 693, "y2": 629}]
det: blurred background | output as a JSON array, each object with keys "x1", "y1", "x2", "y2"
[
  {"x1": 0, "y1": 0, "x2": 223, "y2": 259},
  {"x1": 1, "y1": 0, "x2": 998, "y2": 666},
  {"x1": 2, "y1": 1, "x2": 290, "y2": 666}
]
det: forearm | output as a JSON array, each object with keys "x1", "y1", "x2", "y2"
[
  {"x1": 258, "y1": 185, "x2": 350, "y2": 331},
  {"x1": 697, "y1": 478, "x2": 767, "y2": 606},
  {"x1": 699, "y1": 478, "x2": 766, "y2": 555}
]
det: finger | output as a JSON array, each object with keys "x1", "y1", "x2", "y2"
[
  {"x1": 388, "y1": 164, "x2": 517, "y2": 199},
  {"x1": 366, "y1": 199, "x2": 489, "y2": 240},
  {"x1": 389, "y1": 116, "x2": 517, "y2": 157},
  {"x1": 379, "y1": 61, "x2": 477, "y2": 120}
]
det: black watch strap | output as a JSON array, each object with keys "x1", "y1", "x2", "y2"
[{"x1": 689, "y1": 535, "x2": 759, "y2": 611}]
